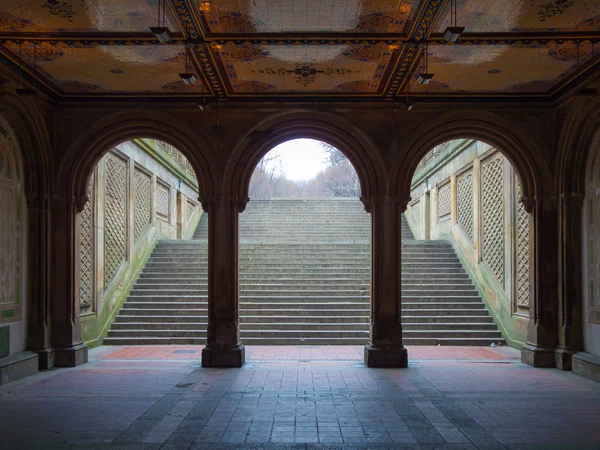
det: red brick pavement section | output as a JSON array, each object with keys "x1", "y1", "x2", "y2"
[{"x1": 96, "y1": 345, "x2": 518, "y2": 361}]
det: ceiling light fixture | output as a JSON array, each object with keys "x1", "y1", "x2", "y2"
[
  {"x1": 197, "y1": 83, "x2": 209, "y2": 110},
  {"x1": 179, "y1": 38, "x2": 197, "y2": 85},
  {"x1": 150, "y1": 0, "x2": 171, "y2": 43},
  {"x1": 417, "y1": 33, "x2": 434, "y2": 84},
  {"x1": 16, "y1": 41, "x2": 37, "y2": 97},
  {"x1": 403, "y1": 58, "x2": 415, "y2": 110},
  {"x1": 444, "y1": 0, "x2": 464, "y2": 43}
]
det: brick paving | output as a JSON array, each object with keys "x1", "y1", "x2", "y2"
[{"x1": 0, "y1": 345, "x2": 598, "y2": 449}]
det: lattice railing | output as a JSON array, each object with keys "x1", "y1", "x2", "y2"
[
  {"x1": 457, "y1": 171, "x2": 474, "y2": 241},
  {"x1": 481, "y1": 156, "x2": 505, "y2": 287},
  {"x1": 515, "y1": 178, "x2": 530, "y2": 308},
  {"x1": 104, "y1": 153, "x2": 128, "y2": 287},
  {"x1": 134, "y1": 168, "x2": 152, "y2": 243},
  {"x1": 438, "y1": 183, "x2": 451, "y2": 220},
  {"x1": 79, "y1": 177, "x2": 94, "y2": 314}
]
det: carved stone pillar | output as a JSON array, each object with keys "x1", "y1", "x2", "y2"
[
  {"x1": 201, "y1": 196, "x2": 245, "y2": 367},
  {"x1": 49, "y1": 194, "x2": 88, "y2": 367},
  {"x1": 363, "y1": 195, "x2": 408, "y2": 368},
  {"x1": 521, "y1": 195, "x2": 559, "y2": 367},
  {"x1": 555, "y1": 192, "x2": 584, "y2": 369},
  {"x1": 25, "y1": 192, "x2": 54, "y2": 369}
]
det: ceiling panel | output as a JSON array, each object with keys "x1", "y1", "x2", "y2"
[
  {"x1": 216, "y1": 43, "x2": 395, "y2": 94},
  {"x1": 434, "y1": 0, "x2": 600, "y2": 33},
  {"x1": 197, "y1": 0, "x2": 422, "y2": 34},
  {"x1": 0, "y1": 0, "x2": 178, "y2": 33},
  {"x1": 1, "y1": 42, "x2": 205, "y2": 95},
  {"x1": 407, "y1": 43, "x2": 594, "y2": 94}
]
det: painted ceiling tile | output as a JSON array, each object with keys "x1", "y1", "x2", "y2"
[
  {"x1": 216, "y1": 43, "x2": 394, "y2": 93},
  {"x1": 0, "y1": 0, "x2": 178, "y2": 32},
  {"x1": 434, "y1": 0, "x2": 600, "y2": 33},
  {"x1": 198, "y1": 0, "x2": 422, "y2": 33},
  {"x1": 2, "y1": 42, "x2": 204, "y2": 94},
  {"x1": 409, "y1": 43, "x2": 594, "y2": 94}
]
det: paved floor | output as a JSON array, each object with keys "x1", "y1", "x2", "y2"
[{"x1": 0, "y1": 345, "x2": 598, "y2": 450}]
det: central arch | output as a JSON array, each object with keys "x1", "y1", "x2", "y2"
[{"x1": 225, "y1": 111, "x2": 387, "y2": 204}]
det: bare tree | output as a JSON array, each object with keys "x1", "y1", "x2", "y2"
[{"x1": 248, "y1": 154, "x2": 282, "y2": 198}]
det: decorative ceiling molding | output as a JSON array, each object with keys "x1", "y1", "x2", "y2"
[
  {"x1": 384, "y1": 0, "x2": 446, "y2": 99},
  {"x1": 1, "y1": 31, "x2": 599, "y2": 46}
]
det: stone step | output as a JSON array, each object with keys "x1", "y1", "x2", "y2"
[
  {"x1": 118, "y1": 308, "x2": 208, "y2": 316},
  {"x1": 241, "y1": 284, "x2": 369, "y2": 291},
  {"x1": 401, "y1": 316, "x2": 494, "y2": 323},
  {"x1": 104, "y1": 337, "x2": 208, "y2": 345},
  {"x1": 240, "y1": 290, "x2": 369, "y2": 296},
  {"x1": 239, "y1": 330, "x2": 369, "y2": 338},
  {"x1": 239, "y1": 315, "x2": 368, "y2": 323},
  {"x1": 135, "y1": 278, "x2": 207, "y2": 284},
  {"x1": 240, "y1": 302, "x2": 369, "y2": 310},
  {"x1": 401, "y1": 302, "x2": 485, "y2": 309},
  {"x1": 129, "y1": 290, "x2": 208, "y2": 296},
  {"x1": 401, "y1": 337, "x2": 505, "y2": 346},
  {"x1": 127, "y1": 296, "x2": 207, "y2": 302},
  {"x1": 122, "y1": 301, "x2": 207, "y2": 308},
  {"x1": 115, "y1": 315, "x2": 208, "y2": 323},
  {"x1": 402, "y1": 308, "x2": 490, "y2": 316},
  {"x1": 240, "y1": 308, "x2": 369, "y2": 316}
]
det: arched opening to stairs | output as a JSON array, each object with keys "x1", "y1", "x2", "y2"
[
  {"x1": 233, "y1": 138, "x2": 372, "y2": 346},
  {"x1": 404, "y1": 139, "x2": 531, "y2": 349},
  {"x1": 77, "y1": 138, "x2": 205, "y2": 348}
]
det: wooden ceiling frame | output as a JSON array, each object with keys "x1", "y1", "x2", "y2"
[{"x1": 0, "y1": 0, "x2": 599, "y2": 101}]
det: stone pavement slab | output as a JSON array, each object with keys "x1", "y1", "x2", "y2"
[{"x1": 0, "y1": 346, "x2": 598, "y2": 449}]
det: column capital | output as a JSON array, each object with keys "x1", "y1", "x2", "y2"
[
  {"x1": 360, "y1": 195, "x2": 412, "y2": 213},
  {"x1": 561, "y1": 192, "x2": 584, "y2": 209},
  {"x1": 74, "y1": 195, "x2": 89, "y2": 213},
  {"x1": 533, "y1": 194, "x2": 558, "y2": 213},
  {"x1": 199, "y1": 195, "x2": 249, "y2": 213}
]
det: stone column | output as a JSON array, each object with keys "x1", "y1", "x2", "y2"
[
  {"x1": 49, "y1": 194, "x2": 88, "y2": 367},
  {"x1": 555, "y1": 193, "x2": 584, "y2": 369},
  {"x1": 201, "y1": 196, "x2": 245, "y2": 367},
  {"x1": 521, "y1": 195, "x2": 559, "y2": 367},
  {"x1": 364, "y1": 195, "x2": 408, "y2": 368},
  {"x1": 177, "y1": 192, "x2": 184, "y2": 240},
  {"x1": 25, "y1": 192, "x2": 54, "y2": 369},
  {"x1": 421, "y1": 192, "x2": 430, "y2": 240}
]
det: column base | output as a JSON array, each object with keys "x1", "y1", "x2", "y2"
[
  {"x1": 572, "y1": 352, "x2": 600, "y2": 383},
  {"x1": 202, "y1": 344, "x2": 245, "y2": 368},
  {"x1": 54, "y1": 343, "x2": 88, "y2": 367},
  {"x1": 32, "y1": 347, "x2": 55, "y2": 370},
  {"x1": 364, "y1": 344, "x2": 408, "y2": 368},
  {"x1": 0, "y1": 352, "x2": 38, "y2": 385},
  {"x1": 521, "y1": 344, "x2": 555, "y2": 368},
  {"x1": 554, "y1": 347, "x2": 576, "y2": 371}
]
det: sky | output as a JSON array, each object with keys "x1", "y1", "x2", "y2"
[{"x1": 262, "y1": 139, "x2": 330, "y2": 181}]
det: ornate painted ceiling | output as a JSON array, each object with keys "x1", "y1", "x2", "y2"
[{"x1": 0, "y1": 0, "x2": 598, "y2": 101}]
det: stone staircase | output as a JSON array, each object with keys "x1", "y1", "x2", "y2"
[{"x1": 104, "y1": 199, "x2": 504, "y2": 346}]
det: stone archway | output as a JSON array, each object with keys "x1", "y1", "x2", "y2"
[
  {"x1": 0, "y1": 116, "x2": 27, "y2": 359},
  {"x1": 390, "y1": 112, "x2": 558, "y2": 367},
  {"x1": 51, "y1": 110, "x2": 220, "y2": 367},
  {"x1": 556, "y1": 97, "x2": 600, "y2": 369},
  {"x1": 0, "y1": 93, "x2": 53, "y2": 369},
  {"x1": 198, "y1": 111, "x2": 411, "y2": 368}
]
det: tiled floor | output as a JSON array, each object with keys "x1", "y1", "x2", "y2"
[{"x1": 0, "y1": 345, "x2": 598, "y2": 449}]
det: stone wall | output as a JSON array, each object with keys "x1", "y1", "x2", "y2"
[
  {"x1": 79, "y1": 140, "x2": 202, "y2": 346},
  {"x1": 406, "y1": 140, "x2": 530, "y2": 348}
]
